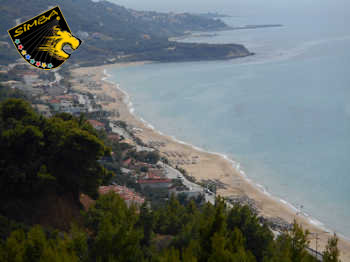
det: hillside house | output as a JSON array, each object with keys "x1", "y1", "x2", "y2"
[
  {"x1": 99, "y1": 185, "x2": 145, "y2": 207},
  {"x1": 87, "y1": 119, "x2": 105, "y2": 130},
  {"x1": 138, "y1": 178, "x2": 172, "y2": 190}
]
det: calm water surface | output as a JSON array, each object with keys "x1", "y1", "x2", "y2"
[{"x1": 108, "y1": 12, "x2": 350, "y2": 237}]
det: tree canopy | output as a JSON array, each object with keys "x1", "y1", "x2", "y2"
[
  {"x1": 0, "y1": 99, "x2": 111, "y2": 213},
  {"x1": 0, "y1": 193, "x2": 327, "y2": 262}
]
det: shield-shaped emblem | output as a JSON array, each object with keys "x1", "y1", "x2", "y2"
[{"x1": 8, "y1": 6, "x2": 81, "y2": 70}]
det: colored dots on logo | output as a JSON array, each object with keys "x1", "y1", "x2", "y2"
[
  {"x1": 18, "y1": 45, "x2": 23, "y2": 50},
  {"x1": 36, "y1": 61, "x2": 41, "y2": 67},
  {"x1": 30, "y1": 59, "x2": 35, "y2": 64},
  {"x1": 14, "y1": 39, "x2": 20, "y2": 44},
  {"x1": 25, "y1": 55, "x2": 31, "y2": 60},
  {"x1": 47, "y1": 63, "x2": 53, "y2": 69}
]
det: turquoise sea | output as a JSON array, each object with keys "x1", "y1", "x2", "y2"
[{"x1": 107, "y1": 8, "x2": 350, "y2": 237}]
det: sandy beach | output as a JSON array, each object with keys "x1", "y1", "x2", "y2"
[{"x1": 71, "y1": 63, "x2": 350, "y2": 261}]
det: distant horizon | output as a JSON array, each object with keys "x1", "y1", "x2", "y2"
[
  {"x1": 107, "y1": 0, "x2": 350, "y2": 33},
  {"x1": 108, "y1": 0, "x2": 350, "y2": 19}
]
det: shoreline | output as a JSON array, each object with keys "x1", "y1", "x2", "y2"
[
  {"x1": 71, "y1": 62, "x2": 350, "y2": 261},
  {"x1": 102, "y1": 67, "x2": 343, "y2": 239}
]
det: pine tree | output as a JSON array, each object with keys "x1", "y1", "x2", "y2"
[
  {"x1": 289, "y1": 220, "x2": 310, "y2": 262},
  {"x1": 323, "y1": 233, "x2": 341, "y2": 262}
]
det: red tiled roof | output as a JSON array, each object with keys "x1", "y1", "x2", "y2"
[
  {"x1": 134, "y1": 162, "x2": 152, "y2": 168},
  {"x1": 22, "y1": 71, "x2": 38, "y2": 76},
  {"x1": 138, "y1": 179, "x2": 171, "y2": 184},
  {"x1": 87, "y1": 119, "x2": 104, "y2": 127},
  {"x1": 49, "y1": 99, "x2": 60, "y2": 104},
  {"x1": 56, "y1": 95, "x2": 73, "y2": 100},
  {"x1": 147, "y1": 173, "x2": 162, "y2": 179},
  {"x1": 98, "y1": 185, "x2": 145, "y2": 204},
  {"x1": 149, "y1": 169, "x2": 163, "y2": 174},
  {"x1": 123, "y1": 158, "x2": 132, "y2": 166},
  {"x1": 108, "y1": 134, "x2": 121, "y2": 141}
]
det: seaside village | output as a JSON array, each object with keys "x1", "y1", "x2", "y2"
[
  {"x1": 0, "y1": 61, "x2": 294, "y2": 232},
  {"x1": 0, "y1": 62, "x2": 209, "y2": 206}
]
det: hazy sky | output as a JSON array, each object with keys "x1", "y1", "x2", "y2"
[
  {"x1": 109, "y1": 0, "x2": 350, "y2": 20},
  {"x1": 110, "y1": 0, "x2": 276, "y2": 13}
]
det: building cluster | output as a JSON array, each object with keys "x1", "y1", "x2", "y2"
[
  {"x1": 99, "y1": 185, "x2": 145, "y2": 207},
  {"x1": 121, "y1": 158, "x2": 174, "y2": 190},
  {"x1": 43, "y1": 93, "x2": 96, "y2": 115},
  {"x1": 0, "y1": 63, "x2": 101, "y2": 117},
  {"x1": 1, "y1": 62, "x2": 203, "y2": 206}
]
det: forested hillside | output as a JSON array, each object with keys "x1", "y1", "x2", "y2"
[
  {"x1": 0, "y1": 192, "x2": 333, "y2": 262},
  {"x1": 0, "y1": 97, "x2": 113, "y2": 229}
]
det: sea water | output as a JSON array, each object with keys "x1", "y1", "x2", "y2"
[{"x1": 107, "y1": 6, "x2": 350, "y2": 237}]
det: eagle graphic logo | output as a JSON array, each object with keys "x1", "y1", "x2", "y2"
[{"x1": 8, "y1": 6, "x2": 81, "y2": 70}]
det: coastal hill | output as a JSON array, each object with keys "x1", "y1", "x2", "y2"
[{"x1": 0, "y1": 0, "x2": 252, "y2": 66}]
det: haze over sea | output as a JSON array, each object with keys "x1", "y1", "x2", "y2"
[{"x1": 107, "y1": 0, "x2": 350, "y2": 237}]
